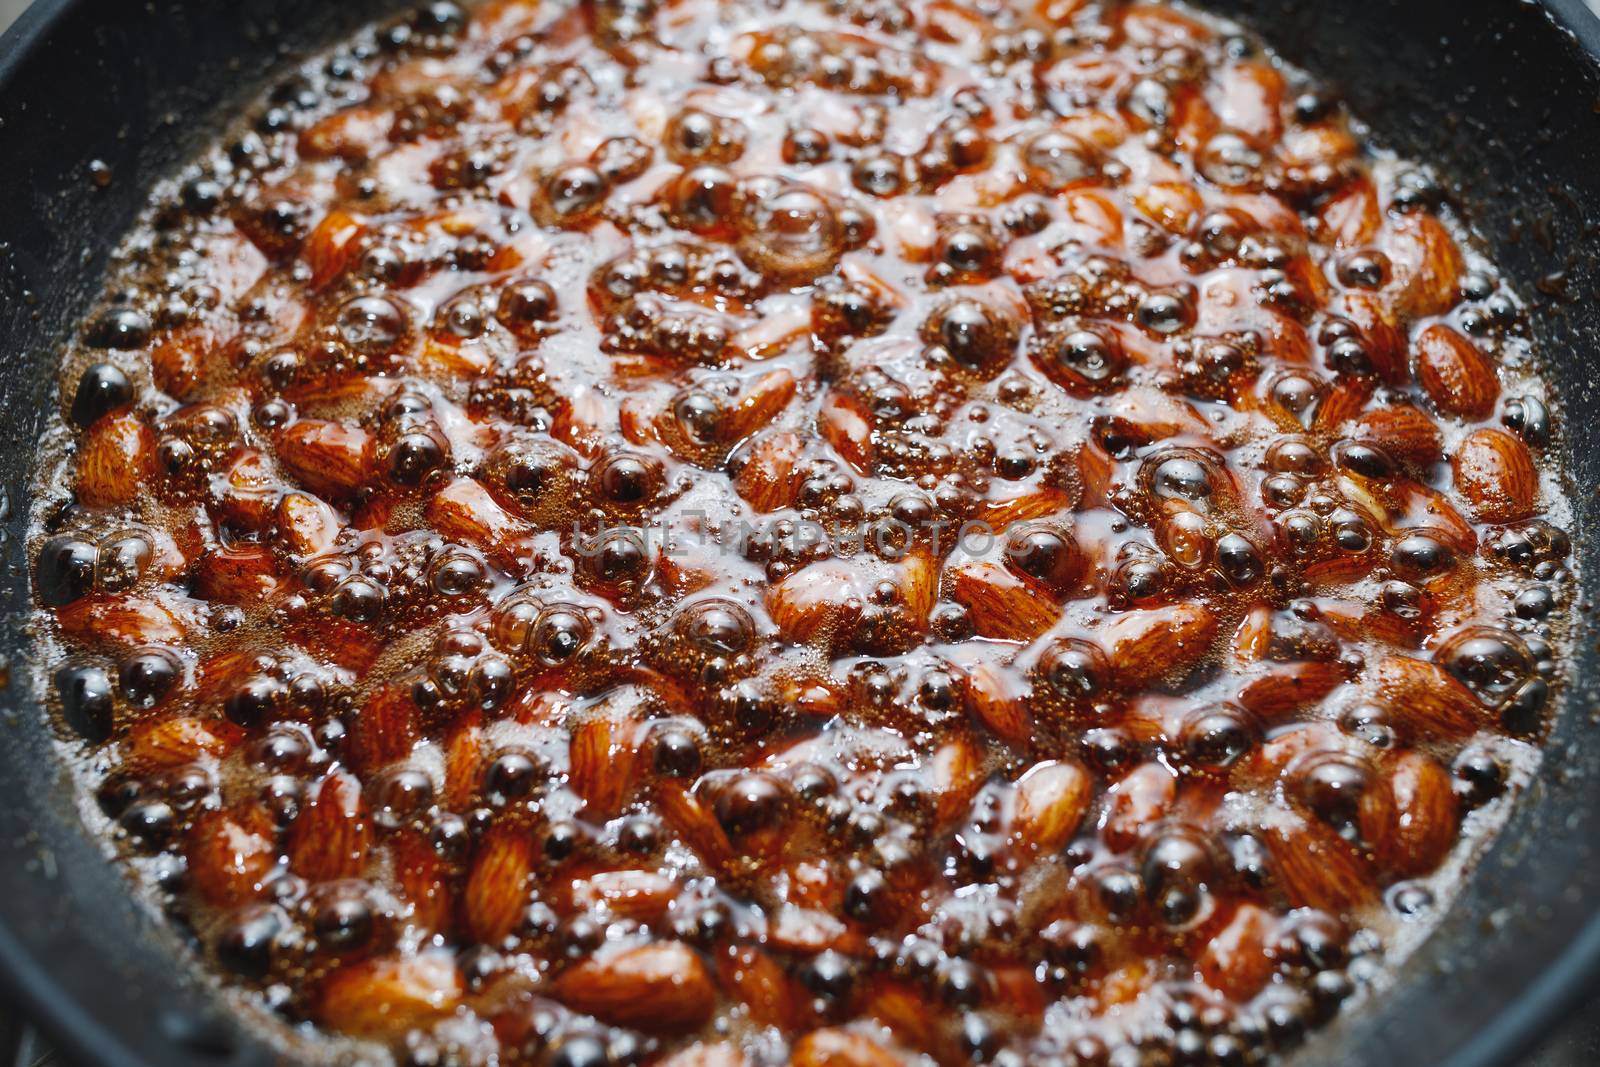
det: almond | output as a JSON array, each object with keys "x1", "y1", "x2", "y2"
[
  {"x1": 1198, "y1": 903, "x2": 1276, "y2": 1000},
  {"x1": 123, "y1": 716, "x2": 237, "y2": 769},
  {"x1": 442, "y1": 715, "x2": 486, "y2": 810},
  {"x1": 735, "y1": 430, "x2": 804, "y2": 512},
  {"x1": 1373, "y1": 655, "x2": 1484, "y2": 739},
  {"x1": 1315, "y1": 177, "x2": 1380, "y2": 248},
  {"x1": 214, "y1": 449, "x2": 281, "y2": 531},
  {"x1": 1415, "y1": 323, "x2": 1498, "y2": 419},
  {"x1": 276, "y1": 419, "x2": 375, "y2": 498},
  {"x1": 150, "y1": 326, "x2": 213, "y2": 399},
  {"x1": 58, "y1": 594, "x2": 189, "y2": 648},
  {"x1": 569, "y1": 711, "x2": 640, "y2": 819},
  {"x1": 658, "y1": 1043, "x2": 749, "y2": 1067},
  {"x1": 724, "y1": 368, "x2": 797, "y2": 442},
  {"x1": 767, "y1": 559, "x2": 864, "y2": 646},
  {"x1": 1013, "y1": 759, "x2": 1092, "y2": 854},
  {"x1": 300, "y1": 104, "x2": 391, "y2": 162},
  {"x1": 186, "y1": 805, "x2": 278, "y2": 907},
  {"x1": 1340, "y1": 292, "x2": 1407, "y2": 385},
  {"x1": 427, "y1": 477, "x2": 532, "y2": 572},
  {"x1": 929, "y1": 737, "x2": 985, "y2": 829},
  {"x1": 1103, "y1": 603, "x2": 1218, "y2": 686},
  {"x1": 563, "y1": 868, "x2": 680, "y2": 922},
  {"x1": 1100, "y1": 761, "x2": 1176, "y2": 851},
  {"x1": 1262, "y1": 813, "x2": 1376, "y2": 913},
  {"x1": 77, "y1": 411, "x2": 157, "y2": 508},
  {"x1": 287, "y1": 770, "x2": 371, "y2": 883},
  {"x1": 1350, "y1": 406, "x2": 1443, "y2": 469},
  {"x1": 317, "y1": 951, "x2": 461, "y2": 1038},
  {"x1": 305, "y1": 209, "x2": 367, "y2": 289},
  {"x1": 461, "y1": 823, "x2": 535, "y2": 944},
  {"x1": 350, "y1": 684, "x2": 418, "y2": 773},
  {"x1": 718, "y1": 945, "x2": 807, "y2": 1031},
  {"x1": 1236, "y1": 661, "x2": 1346, "y2": 720},
  {"x1": 1452, "y1": 427, "x2": 1538, "y2": 523},
  {"x1": 819, "y1": 389, "x2": 877, "y2": 476},
  {"x1": 391, "y1": 829, "x2": 452, "y2": 935},
  {"x1": 948, "y1": 560, "x2": 1061, "y2": 642},
  {"x1": 961, "y1": 661, "x2": 1030, "y2": 745},
  {"x1": 272, "y1": 487, "x2": 341, "y2": 553},
  {"x1": 193, "y1": 544, "x2": 281, "y2": 605},
  {"x1": 657, "y1": 782, "x2": 736, "y2": 869},
  {"x1": 1384, "y1": 212, "x2": 1463, "y2": 319},
  {"x1": 554, "y1": 942, "x2": 716, "y2": 1030},
  {"x1": 1360, "y1": 750, "x2": 1459, "y2": 877},
  {"x1": 790, "y1": 1029, "x2": 902, "y2": 1067}
]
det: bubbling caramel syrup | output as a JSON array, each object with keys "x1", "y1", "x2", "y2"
[{"x1": 30, "y1": 0, "x2": 1573, "y2": 1064}]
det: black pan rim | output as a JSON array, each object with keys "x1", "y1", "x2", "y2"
[{"x1": 1, "y1": 1, "x2": 1598, "y2": 1066}]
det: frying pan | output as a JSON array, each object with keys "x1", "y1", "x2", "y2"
[{"x1": 1, "y1": 0, "x2": 1599, "y2": 1064}]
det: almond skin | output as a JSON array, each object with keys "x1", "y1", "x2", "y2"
[
  {"x1": 554, "y1": 942, "x2": 716, "y2": 1030},
  {"x1": 1198, "y1": 903, "x2": 1277, "y2": 1000},
  {"x1": 275, "y1": 419, "x2": 375, "y2": 498},
  {"x1": 1453, "y1": 428, "x2": 1538, "y2": 522},
  {"x1": 818, "y1": 389, "x2": 876, "y2": 475},
  {"x1": 961, "y1": 661, "x2": 1031, "y2": 745},
  {"x1": 570, "y1": 711, "x2": 641, "y2": 819},
  {"x1": 1415, "y1": 323, "x2": 1498, "y2": 419},
  {"x1": 186, "y1": 805, "x2": 278, "y2": 907},
  {"x1": 1384, "y1": 212, "x2": 1463, "y2": 319},
  {"x1": 735, "y1": 430, "x2": 805, "y2": 512},
  {"x1": 790, "y1": 1029, "x2": 903, "y2": 1067}
]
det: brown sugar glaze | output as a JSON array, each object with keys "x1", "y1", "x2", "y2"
[{"x1": 29, "y1": 0, "x2": 1576, "y2": 1063}]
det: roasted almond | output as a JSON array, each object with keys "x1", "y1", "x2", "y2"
[
  {"x1": 1384, "y1": 212, "x2": 1463, "y2": 319},
  {"x1": 961, "y1": 661, "x2": 1031, "y2": 745},
  {"x1": 569, "y1": 711, "x2": 641, "y2": 819},
  {"x1": 734, "y1": 430, "x2": 804, "y2": 512},
  {"x1": 1198, "y1": 902, "x2": 1276, "y2": 1000},
  {"x1": 186, "y1": 805, "x2": 278, "y2": 907},
  {"x1": 790, "y1": 1029, "x2": 903, "y2": 1067},
  {"x1": 1415, "y1": 323, "x2": 1498, "y2": 419},
  {"x1": 1100, "y1": 761, "x2": 1176, "y2": 851},
  {"x1": 1349, "y1": 406, "x2": 1443, "y2": 469},
  {"x1": 1262, "y1": 813, "x2": 1376, "y2": 913},
  {"x1": 275, "y1": 419, "x2": 375, "y2": 498},
  {"x1": 192, "y1": 544, "x2": 281, "y2": 605},
  {"x1": 1452, "y1": 427, "x2": 1538, "y2": 523}
]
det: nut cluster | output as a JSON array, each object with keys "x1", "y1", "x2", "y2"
[{"x1": 35, "y1": 0, "x2": 1568, "y2": 1065}]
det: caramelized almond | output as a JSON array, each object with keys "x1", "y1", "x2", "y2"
[
  {"x1": 461, "y1": 823, "x2": 535, "y2": 945},
  {"x1": 275, "y1": 420, "x2": 375, "y2": 498},
  {"x1": 1452, "y1": 427, "x2": 1538, "y2": 523},
  {"x1": 1361, "y1": 750, "x2": 1459, "y2": 877},
  {"x1": 554, "y1": 942, "x2": 716, "y2": 1030},
  {"x1": 1013, "y1": 759, "x2": 1092, "y2": 854},
  {"x1": 77, "y1": 411, "x2": 157, "y2": 508},
  {"x1": 947, "y1": 560, "x2": 1061, "y2": 642},
  {"x1": 1415, "y1": 323, "x2": 1498, "y2": 419},
  {"x1": 317, "y1": 951, "x2": 461, "y2": 1038},
  {"x1": 1104, "y1": 604, "x2": 1218, "y2": 686},
  {"x1": 186, "y1": 805, "x2": 277, "y2": 907},
  {"x1": 287, "y1": 770, "x2": 371, "y2": 883}
]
